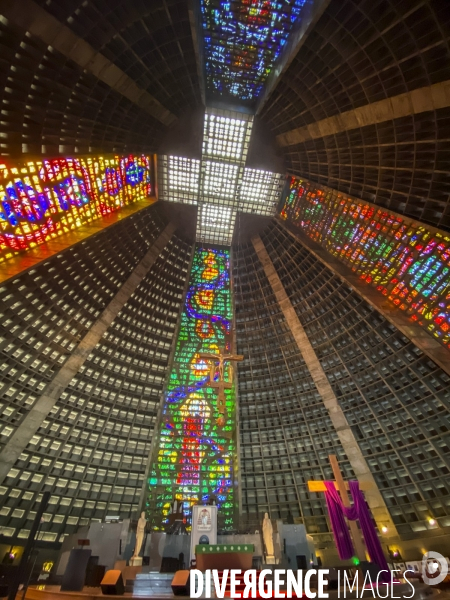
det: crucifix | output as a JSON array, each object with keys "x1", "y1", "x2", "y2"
[
  {"x1": 308, "y1": 454, "x2": 368, "y2": 561},
  {"x1": 198, "y1": 347, "x2": 244, "y2": 415}
]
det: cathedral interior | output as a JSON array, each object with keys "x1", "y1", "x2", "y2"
[{"x1": 0, "y1": 0, "x2": 450, "y2": 575}]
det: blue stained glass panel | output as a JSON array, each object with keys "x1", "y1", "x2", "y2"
[{"x1": 201, "y1": 0, "x2": 306, "y2": 101}]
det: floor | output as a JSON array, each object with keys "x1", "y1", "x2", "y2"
[{"x1": 24, "y1": 581, "x2": 450, "y2": 599}]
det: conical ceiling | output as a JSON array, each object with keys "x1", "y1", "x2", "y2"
[
  {"x1": 1, "y1": 0, "x2": 449, "y2": 229},
  {"x1": 259, "y1": 0, "x2": 450, "y2": 230},
  {"x1": 0, "y1": 0, "x2": 201, "y2": 155}
]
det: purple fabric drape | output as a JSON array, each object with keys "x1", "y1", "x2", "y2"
[
  {"x1": 324, "y1": 481, "x2": 354, "y2": 560},
  {"x1": 324, "y1": 480, "x2": 390, "y2": 582}
]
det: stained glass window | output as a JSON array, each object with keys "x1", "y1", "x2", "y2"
[
  {"x1": 202, "y1": 161, "x2": 240, "y2": 201},
  {"x1": 168, "y1": 156, "x2": 200, "y2": 200},
  {"x1": 158, "y1": 108, "x2": 283, "y2": 244},
  {"x1": 202, "y1": 111, "x2": 252, "y2": 161},
  {"x1": 201, "y1": 0, "x2": 307, "y2": 101},
  {"x1": 281, "y1": 177, "x2": 450, "y2": 349},
  {"x1": 148, "y1": 247, "x2": 236, "y2": 530},
  {"x1": 240, "y1": 168, "x2": 283, "y2": 215},
  {"x1": 0, "y1": 155, "x2": 153, "y2": 264},
  {"x1": 197, "y1": 204, "x2": 237, "y2": 246}
]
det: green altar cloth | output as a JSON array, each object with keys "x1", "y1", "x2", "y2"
[
  {"x1": 196, "y1": 544, "x2": 254, "y2": 554},
  {"x1": 195, "y1": 544, "x2": 255, "y2": 570}
]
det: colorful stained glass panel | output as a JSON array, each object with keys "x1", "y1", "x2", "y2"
[
  {"x1": 0, "y1": 154, "x2": 153, "y2": 264},
  {"x1": 281, "y1": 177, "x2": 450, "y2": 349},
  {"x1": 201, "y1": 0, "x2": 307, "y2": 101},
  {"x1": 148, "y1": 247, "x2": 236, "y2": 530}
]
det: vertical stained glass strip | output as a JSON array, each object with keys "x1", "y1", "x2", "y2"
[
  {"x1": 201, "y1": 0, "x2": 307, "y2": 101},
  {"x1": 0, "y1": 154, "x2": 153, "y2": 264},
  {"x1": 149, "y1": 246, "x2": 236, "y2": 529},
  {"x1": 281, "y1": 177, "x2": 450, "y2": 349}
]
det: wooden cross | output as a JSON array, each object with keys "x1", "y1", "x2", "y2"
[
  {"x1": 198, "y1": 348, "x2": 243, "y2": 414},
  {"x1": 308, "y1": 454, "x2": 369, "y2": 561}
]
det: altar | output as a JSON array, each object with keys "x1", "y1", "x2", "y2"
[{"x1": 195, "y1": 543, "x2": 254, "y2": 570}]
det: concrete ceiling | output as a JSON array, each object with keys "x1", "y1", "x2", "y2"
[{"x1": 1, "y1": 0, "x2": 449, "y2": 230}]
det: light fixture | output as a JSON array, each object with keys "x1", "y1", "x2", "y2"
[
  {"x1": 381, "y1": 526, "x2": 388, "y2": 534},
  {"x1": 428, "y1": 517, "x2": 437, "y2": 526},
  {"x1": 42, "y1": 561, "x2": 54, "y2": 573}
]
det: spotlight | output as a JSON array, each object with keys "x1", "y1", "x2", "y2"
[
  {"x1": 387, "y1": 546, "x2": 403, "y2": 561},
  {"x1": 381, "y1": 526, "x2": 388, "y2": 534},
  {"x1": 428, "y1": 518, "x2": 436, "y2": 526}
]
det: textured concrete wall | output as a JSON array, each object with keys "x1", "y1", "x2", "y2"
[
  {"x1": 252, "y1": 234, "x2": 398, "y2": 537},
  {"x1": 277, "y1": 79, "x2": 450, "y2": 147},
  {"x1": 1, "y1": 0, "x2": 176, "y2": 126},
  {"x1": 0, "y1": 223, "x2": 176, "y2": 485},
  {"x1": 280, "y1": 219, "x2": 450, "y2": 378}
]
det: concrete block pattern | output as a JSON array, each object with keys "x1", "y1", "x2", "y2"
[{"x1": 252, "y1": 234, "x2": 398, "y2": 537}]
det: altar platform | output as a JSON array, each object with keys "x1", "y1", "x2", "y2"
[
  {"x1": 195, "y1": 544, "x2": 254, "y2": 571},
  {"x1": 22, "y1": 575, "x2": 175, "y2": 600},
  {"x1": 20, "y1": 576, "x2": 448, "y2": 600}
]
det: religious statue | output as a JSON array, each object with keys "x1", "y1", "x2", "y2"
[
  {"x1": 133, "y1": 511, "x2": 147, "y2": 559},
  {"x1": 262, "y1": 512, "x2": 274, "y2": 557},
  {"x1": 170, "y1": 497, "x2": 183, "y2": 517}
]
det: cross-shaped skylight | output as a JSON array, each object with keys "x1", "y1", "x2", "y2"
[{"x1": 158, "y1": 108, "x2": 284, "y2": 245}]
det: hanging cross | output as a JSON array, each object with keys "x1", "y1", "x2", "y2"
[
  {"x1": 198, "y1": 348, "x2": 244, "y2": 414},
  {"x1": 308, "y1": 454, "x2": 371, "y2": 561}
]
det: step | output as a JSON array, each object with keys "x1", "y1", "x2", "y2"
[
  {"x1": 132, "y1": 581, "x2": 173, "y2": 589},
  {"x1": 127, "y1": 571, "x2": 176, "y2": 596},
  {"x1": 135, "y1": 573, "x2": 174, "y2": 580}
]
